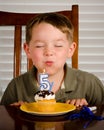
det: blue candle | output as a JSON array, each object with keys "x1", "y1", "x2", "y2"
[{"x1": 39, "y1": 69, "x2": 53, "y2": 91}]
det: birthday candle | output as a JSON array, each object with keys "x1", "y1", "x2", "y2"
[{"x1": 39, "y1": 69, "x2": 53, "y2": 91}]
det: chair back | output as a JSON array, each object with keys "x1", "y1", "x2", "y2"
[{"x1": 0, "y1": 5, "x2": 79, "y2": 77}]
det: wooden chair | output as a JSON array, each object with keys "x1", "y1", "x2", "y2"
[{"x1": 0, "y1": 5, "x2": 79, "y2": 78}]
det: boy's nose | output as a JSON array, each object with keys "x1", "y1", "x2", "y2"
[{"x1": 44, "y1": 47, "x2": 54, "y2": 56}]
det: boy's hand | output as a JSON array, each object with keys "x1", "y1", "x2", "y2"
[
  {"x1": 66, "y1": 98, "x2": 88, "y2": 107},
  {"x1": 10, "y1": 101, "x2": 26, "y2": 107}
]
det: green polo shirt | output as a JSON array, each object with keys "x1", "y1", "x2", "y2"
[{"x1": 1, "y1": 64, "x2": 104, "y2": 105}]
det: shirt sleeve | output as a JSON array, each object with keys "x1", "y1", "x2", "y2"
[
  {"x1": 0, "y1": 79, "x2": 18, "y2": 105},
  {"x1": 86, "y1": 74, "x2": 104, "y2": 105}
]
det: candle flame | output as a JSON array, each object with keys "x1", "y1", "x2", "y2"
[
  {"x1": 43, "y1": 69, "x2": 45, "y2": 73},
  {"x1": 38, "y1": 68, "x2": 46, "y2": 73}
]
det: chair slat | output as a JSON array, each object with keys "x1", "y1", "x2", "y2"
[
  {"x1": 14, "y1": 25, "x2": 22, "y2": 77},
  {"x1": 72, "y1": 5, "x2": 79, "y2": 69}
]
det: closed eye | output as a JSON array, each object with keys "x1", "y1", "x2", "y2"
[
  {"x1": 35, "y1": 45, "x2": 44, "y2": 48},
  {"x1": 55, "y1": 45, "x2": 63, "y2": 47}
]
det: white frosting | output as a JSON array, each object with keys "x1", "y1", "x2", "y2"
[{"x1": 35, "y1": 91, "x2": 55, "y2": 102}]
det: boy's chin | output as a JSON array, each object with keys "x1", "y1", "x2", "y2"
[{"x1": 44, "y1": 68, "x2": 55, "y2": 75}]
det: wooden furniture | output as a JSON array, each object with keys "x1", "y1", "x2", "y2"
[
  {"x1": 0, "y1": 5, "x2": 79, "y2": 77},
  {"x1": 0, "y1": 105, "x2": 104, "y2": 130}
]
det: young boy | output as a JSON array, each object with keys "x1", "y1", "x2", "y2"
[{"x1": 1, "y1": 13, "x2": 104, "y2": 107}]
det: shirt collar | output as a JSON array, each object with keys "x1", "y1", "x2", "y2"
[
  {"x1": 29, "y1": 66, "x2": 39, "y2": 92},
  {"x1": 64, "y1": 64, "x2": 77, "y2": 92}
]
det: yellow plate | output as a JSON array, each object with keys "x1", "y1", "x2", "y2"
[{"x1": 20, "y1": 102, "x2": 76, "y2": 116}]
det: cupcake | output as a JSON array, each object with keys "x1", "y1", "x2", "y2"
[{"x1": 34, "y1": 90, "x2": 56, "y2": 112}]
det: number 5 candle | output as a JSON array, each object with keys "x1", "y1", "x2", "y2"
[{"x1": 39, "y1": 69, "x2": 53, "y2": 91}]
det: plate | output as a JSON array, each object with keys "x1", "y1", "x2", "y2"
[{"x1": 20, "y1": 102, "x2": 76, "y2": 116}]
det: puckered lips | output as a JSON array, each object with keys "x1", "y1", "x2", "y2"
[{"x1": 45, "y1": 61, "x2": 54, "y2": 66}]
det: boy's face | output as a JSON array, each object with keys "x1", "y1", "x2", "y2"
[{"x1": 24, "y1": 22, "x2": 76, "y2": 75}]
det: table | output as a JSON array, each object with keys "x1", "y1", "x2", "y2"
[{"x1": 0, "y1": 105, "x2": 104, "y2": 130}]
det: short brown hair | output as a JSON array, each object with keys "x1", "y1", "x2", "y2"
[{"x1": 26, "y1": 13, "x2": 74, "y2": 44}]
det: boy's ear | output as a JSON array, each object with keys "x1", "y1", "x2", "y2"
[
  {"x1": 23, "y1": 43, "x2": 31, "y2": 59},
  {"x1": 67, "y1": 42, "x2": 76, "y2": 58}
]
